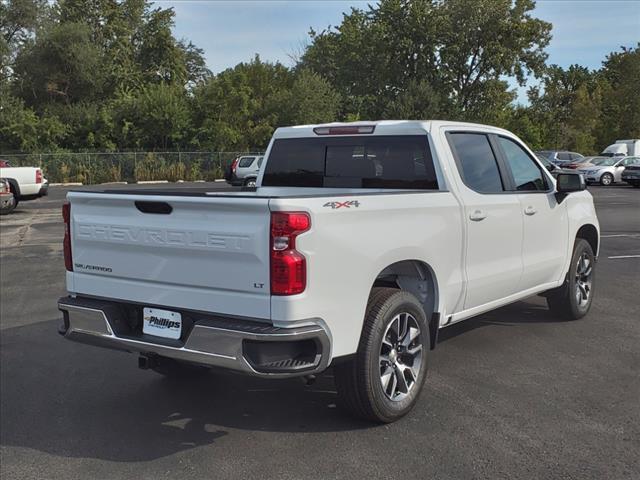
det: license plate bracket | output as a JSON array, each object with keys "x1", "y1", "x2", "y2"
[{"x1": 143, "y1": 307, "x2": 182, "y2": 340}]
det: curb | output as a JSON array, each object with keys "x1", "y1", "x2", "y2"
[
  {"x1": 50, "y1": 182, "x2": 83, "y2": 186},
  {"x1": 136, "y1": 180, "x2": 169, "y2": 184}
]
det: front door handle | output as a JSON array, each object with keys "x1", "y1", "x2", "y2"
[
  {"x1": 524, "y1": 206, "x2": 537, "y2": 216},
  {"x1": 469, "y1": 209, "x2": 487, "y2": 221}
]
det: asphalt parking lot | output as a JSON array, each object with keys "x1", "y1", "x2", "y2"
[{"x1": 1, "y1": 183, "x2": 639, "y2": 480}]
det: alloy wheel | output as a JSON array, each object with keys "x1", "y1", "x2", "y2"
[
  {"x1": 575, "y1": 252, "x2": 593, "y2": 307},
  {"x1": 379, "y1": 312, "x2": 423, "y2": 401}
]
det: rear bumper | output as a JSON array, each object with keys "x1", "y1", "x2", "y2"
[{"x1": 58, "y1": 296, "x2": 331, "y2": 378}]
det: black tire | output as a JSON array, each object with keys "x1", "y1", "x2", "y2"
[
  {"x1": 149, "y1": 356, "x2": 210, "y2": 378},
  {"x1": 632, "y1": 183, "x2": 640, "y2": 188},
  {"x1": 546, "y1": 238, "x2": 595, "y2": 320},
  {"x1": 600, "y1": 173, "x2": 613, "y2": 186},
  {"x1": 244, "y1": 178, "x2": 257, "y2": 187},
  {"x1": 334, "y1": 287, "x2": 430, "y2": 423}
]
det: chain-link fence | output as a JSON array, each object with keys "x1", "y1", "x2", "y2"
[{"x1": 0, "y1": 152, "x2": 264, "y2": 184}]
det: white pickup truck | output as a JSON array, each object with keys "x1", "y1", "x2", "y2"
[
  {"x1": 58, "y1": 121, "x2": 599, "y2": 422},
  {"x1": 0, "y1": 160, "x2": 48, "y2": 204}
]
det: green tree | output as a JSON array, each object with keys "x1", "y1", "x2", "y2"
[
  {"x1": 283, "y1": 69, "x2": 341, "y2": 125},
  {"x1": 301, "y1": 0, "x2": 551, "y2": 121},
  {"x1": 191, "y1": 56, "x2": 294, "y2": 150},
  {"x1": 13, "y1": 22, "x2": 104, "y2": 107},
  {"x1": 595, "y1": 44, "x2": 640, "y2": 149},
  {"x1": 0, "y1": 0, "x2": 49, "y2": 81},
  {"x1": 112, "y1": 83, "x2": 191, "y2": 150},
  {"x1": 528, "y1": 65, "x2": 601, "y2": 152}
]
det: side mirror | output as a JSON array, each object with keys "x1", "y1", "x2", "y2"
[
  {"x1": 545, "y1": 163, "x2": 556, "y2": 172},
  {"x1": 555, "y1": 172, "x2": 586, "y2": 203}
]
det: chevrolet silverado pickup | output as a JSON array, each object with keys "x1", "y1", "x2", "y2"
[
  {"x1": 58, "y1": 121, "x2": 600, "y2": 423},
  {"x1": 0, "y1": 160, "x2": 48, "y2": 204}
]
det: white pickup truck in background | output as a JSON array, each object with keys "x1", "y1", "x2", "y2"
[
  {"x1": 0, "y1": 160, "x2": 48, "y2": 205},
  {"x1": 58, "y1": 120, "x2": 599, "y2": 422}
]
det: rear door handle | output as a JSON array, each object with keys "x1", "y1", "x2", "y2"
[
  {"x1": 524, "y1": 206, "x2": 537, "y2": 216},
  {"x1": 469, "y1": 210, "x2": 487, "y2": 221}
]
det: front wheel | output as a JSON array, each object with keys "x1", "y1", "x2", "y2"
[
  {"x1": 546, "y1": 238, "x2": 595, "y2": 320},
  {"x1": 600, "y1": 173, "x2": 613, "y2": 186},
  {"x1": 334, "y1": 288, "x2": 430, "y2": 423}
]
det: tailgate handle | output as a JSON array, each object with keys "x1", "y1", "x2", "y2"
[{"x1": 135, "y1": 201, "x2": 172, "y2": 214}]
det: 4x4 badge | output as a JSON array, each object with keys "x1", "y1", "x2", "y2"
[{"x1": 323, "y1": 200, "x2": 360, "y2": 209}]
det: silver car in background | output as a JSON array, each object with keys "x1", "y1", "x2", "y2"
[
  {"x1": 224, "y1": 155, "x2": 264, "y2": 187},
  {"x1": 579, "y1": 156, "x2": 640, "y2": 186}
]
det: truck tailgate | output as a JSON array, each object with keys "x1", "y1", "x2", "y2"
[{"x1": 67, "y1": 192, "x2": 272, "y2": 319}]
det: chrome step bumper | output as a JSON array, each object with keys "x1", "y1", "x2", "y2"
[{"x1": 58, "y1": 296, "x2": 331, "y2": 378}]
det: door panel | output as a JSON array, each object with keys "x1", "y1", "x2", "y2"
[
  {"x1": 518, "y1": 193, "x2": 568, "y2": 289},
  {"x1": 445, "y1": 131, "x2": 524, "y2": 310},
  {"x1": 463, "y1": 194, "x2": 523, "y2": 308},
  {"x1": 494, "y1": 135, "x2": 569, "y2": 290}
]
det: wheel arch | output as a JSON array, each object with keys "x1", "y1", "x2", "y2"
[
  {"x1": 576, "y1": 223, "x2": 599, "y2": 257},
  {"x1": 5, "y1": 178, "x2": 20, "y2": 197},
  {"x1": 371, "y1": 259, "x2": 440, "y2": 350}
]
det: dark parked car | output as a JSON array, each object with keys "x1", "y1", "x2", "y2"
[{"x1": 620, "y1": 159, "x2": 640, "y2": 187}]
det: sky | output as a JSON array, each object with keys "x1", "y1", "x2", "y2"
[{"x1": 153, "y1": 0, "x2": 640, "y2": 103}]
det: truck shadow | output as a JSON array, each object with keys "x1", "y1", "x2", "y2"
[
  {"x1": 0, "y1": 319, "x2": 365, "y2": 463},
  {"x1": 437, "y1": 297, "x2": 559, "y2": 344},
  {"x1": 1, "y1": 299, "x2": 559, "y2": 463}
]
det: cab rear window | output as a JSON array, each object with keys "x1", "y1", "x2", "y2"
[{"x1": 262, "y1": 135, "x2": 438, "y2": 189}]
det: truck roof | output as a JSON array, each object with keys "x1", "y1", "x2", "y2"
[{"x1": 273, "y1": 120, "x2": 512, "y2": 138}]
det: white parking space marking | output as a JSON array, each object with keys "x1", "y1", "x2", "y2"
[
  {"x1": 607, "y1": 255, "x2": 640, "y2": 259},
  {"x1": 601, "y1": 234, "x2": 640, "y2": 238}
]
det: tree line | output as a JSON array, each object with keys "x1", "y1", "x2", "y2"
[{"x1": 1, "y1": 0, "x2": 638, "y2": 156}]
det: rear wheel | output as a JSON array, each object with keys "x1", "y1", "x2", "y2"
[
  {"x1": 334, "y1": 288, "x2": 429, "y2": 423},
  {"x1": 546, "y1": 238, "x2": 595, "y2": 320},
  {"x1": 244, "y1": 178, "x2": 257, "y2": 188},
  {"x1": 600, "y1": 173, "x2": 613, "y2": 186}
]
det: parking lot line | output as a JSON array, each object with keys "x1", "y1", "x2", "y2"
[
  {"x1": 607, "y1": 255, "x2": 640, "y2": 259},
  {"x1": 601, "y1": 234, "x2": 640, "y2": 238}
]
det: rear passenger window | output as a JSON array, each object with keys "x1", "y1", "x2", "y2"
[
  {"x1": 238, "y1": 157, "x2": 255, "y2": 168},
  {"x1": 497, "y1": 137, "x2": 548, "y2": 191},
  {"x1": 448, "y1": 133, "x2": 504, "y2": 193}
]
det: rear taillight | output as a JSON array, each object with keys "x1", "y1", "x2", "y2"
[
  {"x1": 270, "y1": 212, "x2": 310, "y2": 295},
  {"x1": 36, "y1": 168, "x2": 42, "y2": 183},
  {"x1": 231, "y1": 158, "x2": 240, "y2": 174},
  {"x1": 63, "y1": 201, "x2": 72, "y2": 271}
]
